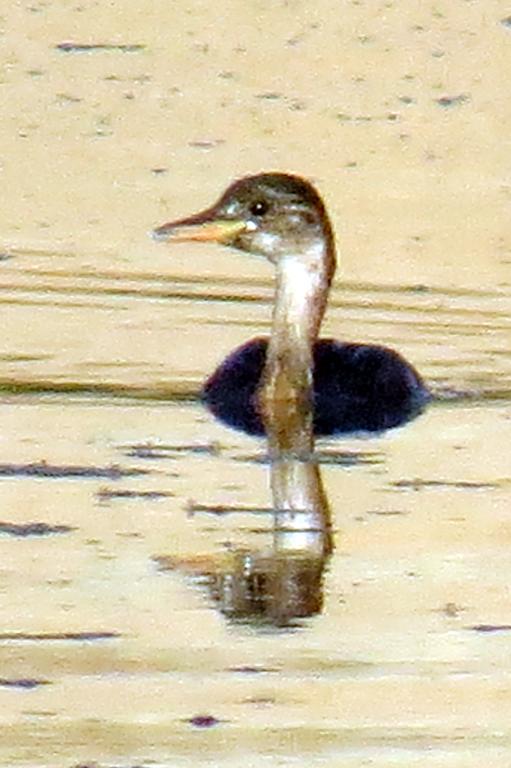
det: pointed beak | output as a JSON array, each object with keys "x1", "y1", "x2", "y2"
[{"x1": 152, "y1": 207, "x2": 247, "y2": 245}]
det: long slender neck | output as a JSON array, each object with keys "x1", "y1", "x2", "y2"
[{"x1": 261, "y1": 235, "x2": 335, "y2": 457}]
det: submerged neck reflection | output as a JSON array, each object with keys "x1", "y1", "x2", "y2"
[{"x1": 156, "y1": 453, "x2": 333, "y2": 629}]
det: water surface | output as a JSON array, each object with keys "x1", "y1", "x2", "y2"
[{"x1": 0, "y1": 2, "x2": 510, "y2": 766}]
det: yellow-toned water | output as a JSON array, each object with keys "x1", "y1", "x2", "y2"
[{"x1": 0, "y1": 2, "x2": 510, "y2": 766}]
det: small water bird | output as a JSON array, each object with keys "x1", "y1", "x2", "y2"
[{"x1": 153, "y1": 173, "x2": 429, "y2": 447}]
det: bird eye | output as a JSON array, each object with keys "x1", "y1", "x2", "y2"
[{"x1": 249, "y1": 200, "x2": 269, "y2": 217}]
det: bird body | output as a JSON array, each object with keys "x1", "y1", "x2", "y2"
[{"x1": 203, "y1": 337, "x2": 428, "y2": 437}]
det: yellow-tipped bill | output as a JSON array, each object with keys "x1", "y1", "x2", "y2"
[{"x1": 152, "y1": 214, "x2": 246, "y2": 244}]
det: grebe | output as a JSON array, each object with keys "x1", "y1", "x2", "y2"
[{"x1": 153, "y1": 173, "x2": 429, "y2": 445}]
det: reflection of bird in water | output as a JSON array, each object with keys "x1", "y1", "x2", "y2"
[{"x1": 153, "y1": 173, "x2": 429, "y2": 442}]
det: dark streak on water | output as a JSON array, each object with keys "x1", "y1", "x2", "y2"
[
  {"x1": 0, "y1": 462, "x2": 147, "y2": 479},
  {"x1": 391, "y1": 479, "x2": 502, "y2": 491},
  {"x1": 367, "y1": 509, "x2": 408, "y2": 516},
  {"x1": 0, "y1": 631, "x2": 120, "y2": 642},
  {"x1": 122, "y1": 442, "x2": 221, "y2": 459},
  {"x1": 227, "y1": 665, "x2": 279, "y2": 674},
  {"x1": 235, "y1": 449, "x2": 383, "y2": 467},
  {"x1": 0, "y1": 353, "x2": 51, "y2": 362},
  {"x1": 96, "y1": 488, "x2": 173, "y2": 501},
  {"x1": 186, "y1": 501, "x2": 276, "y2": 517},
  {"x1": 55, "y1": 41, "x2": 146, "y2": 54},
  {"x1": 435, "y1": 94, "x2": 470, "y2": 108},
  {"x1": 0, "y1": 678, "x2": 49, "y2": 689},
  {"x1": 0, "y1": 521, "x2": 74, "y2": 537},
  {"x1": 187, "y1": 714, "x2": 221, "y2": 728},
  {"x1": 0, "y1": 378, "x2": 197, "y2": 401}
]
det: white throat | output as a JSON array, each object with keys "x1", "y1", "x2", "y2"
[{"x1": 273, "y1": 241, "x2": 326, "y2": 347}]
